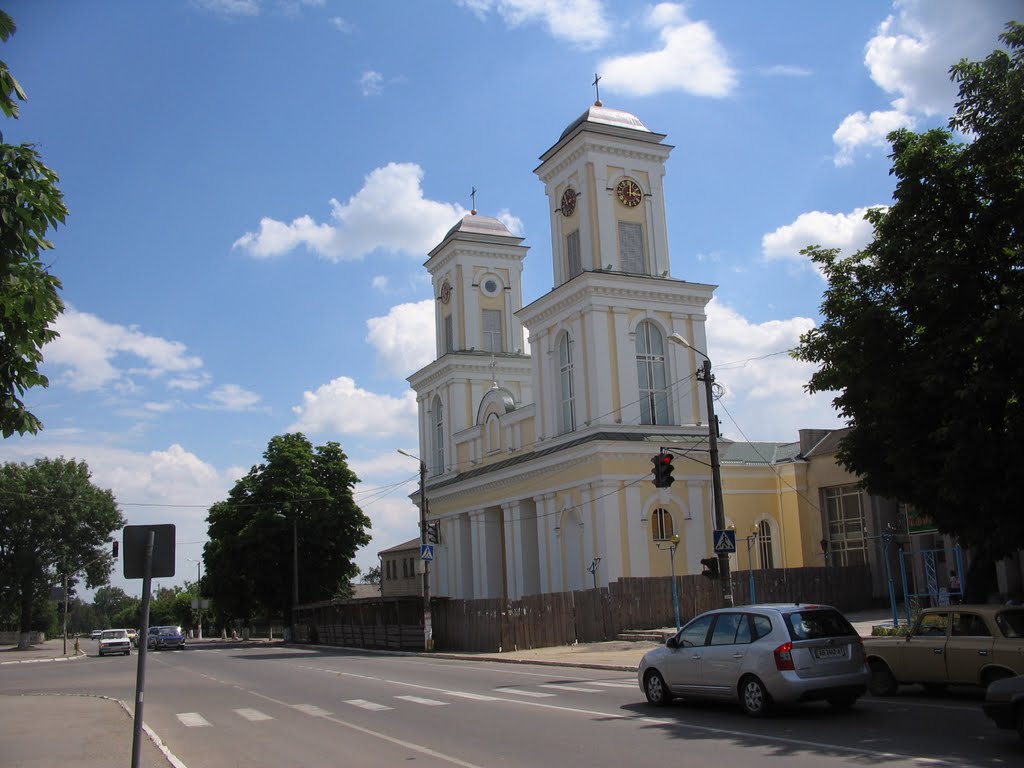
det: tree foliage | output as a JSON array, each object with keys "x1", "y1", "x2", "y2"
[
  {"x1": 797, "y1": 23, "x2": 1024, "y2": 570},
  {"x1": 0, "y1": 11, "x2": 67, "y2": 437},
  {"x1": 0, "y1": 457, "x2": 123, "y2": 645},
  {"x1": 203, "y1": 434, "x2": 372, "y2": 623}
]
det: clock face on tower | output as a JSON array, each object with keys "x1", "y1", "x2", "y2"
[
  {"x1": 616, "y1": 178, "x2": 643, "y2": 207},
  {"x1": 560, "y1": 188, "x2": 577, "y2": 217}
]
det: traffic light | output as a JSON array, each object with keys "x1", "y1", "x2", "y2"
[
  {"x1": 651, "y1": 451, "x2": 675, "y2": 488},
  {"x1": 112, "y1": 540, "x2": 119, "y2": 558},
  {"x1": 426, "y1": 521, "x2": 439, "y2": 545},
  {"x1": 700, "y1": 556, "x2": 720, "y2": 579}
]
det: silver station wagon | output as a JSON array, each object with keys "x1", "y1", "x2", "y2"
[{"x1": 638, "y1": 603, "x2": 870, "y2": 717}]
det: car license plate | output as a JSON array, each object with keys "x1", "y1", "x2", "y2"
[{"x1": 814, "y1": 646, "x2": 847, "y2": 659}]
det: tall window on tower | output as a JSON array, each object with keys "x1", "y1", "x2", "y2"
[
  {"x1": 431, "y1": 396, "x2": 444, "y2": 476},
  {"x1": 566, "y1": 230, "x2": 582, "y2": 279},
  {"x1": 757, "y1": 520, "x2": 775, "y2": 569},
  {"x1": 444, "y1": 315, "x2": 454, "y2": 354},
  {"x1": 636, "y1": 321, "x2": 669, "y2": 425},
  {"x1": 482, "y1": 309, "x2": 504, "y2": 353},
  {"x1": 558, "y1": 332, "x2": 575, "y2": 434},
  {"x1": 618, "y1": 222, "x2": 647, "y2": 274}
]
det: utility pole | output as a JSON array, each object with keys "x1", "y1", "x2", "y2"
[
  {"x1": 399, "y1": 449, "x2": 432, "y2": 651},
  {"x1": 699, "y1": 357, "x2": 735, "y2": 607}
]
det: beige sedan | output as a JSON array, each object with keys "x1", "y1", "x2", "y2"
[{"x1": 865, "y1": 605, "x2": 1024, "y2": 695}]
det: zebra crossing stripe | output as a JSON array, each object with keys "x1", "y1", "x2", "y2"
[
  {"x1": 537, "y1": 684, "x2": 602, "y2": 693},
  {"x1": 176, "y1": 712, "x2": 211, "y2": 727},
  {"x1": 444, "y1": 691, "x2": 497, "y2": 701},
  {"x1": 494, "y1": 688, "x2": 557, "y2": 698},
  {"x1": 588, "y1": 680, "x2": 636, "y2": 688},
  {"x1": 395, "y1": 696, "x2": 448, "y2": 706},
  {"x1": 235, "y1": 708, "x2": 273, "y2": 721},
  {"x1": 345, "y1": 699, "x2": 393, "y2": 711},
  {"x1": 292, "y1": 704, "x2": 332, "y2": 717}
]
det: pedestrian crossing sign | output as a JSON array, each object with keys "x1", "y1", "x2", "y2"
[
  {"x1": 421, "y1": 544, "x2": 435, "y2": 561},
  {"x1": 713, "y1": 529, "x2": 737, "y2": 554}
]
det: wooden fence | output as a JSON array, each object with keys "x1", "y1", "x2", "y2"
[{"x1": 295, "y1": 565, "x2": 872, "y2": 653}]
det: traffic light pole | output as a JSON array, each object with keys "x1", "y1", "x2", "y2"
[{"x1": 700, "y1": 358, "x2": 734, "y2": 607}]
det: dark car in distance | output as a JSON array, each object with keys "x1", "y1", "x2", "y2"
[
  {"x1": 983, "y1": 674, "x2": 1024, "y2": 741},
  {"x1": 147, "y1": 625, "x2": 185, "y2": 650}
]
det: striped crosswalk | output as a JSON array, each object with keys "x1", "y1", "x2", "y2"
[{"x1": 172, "y1": 678, "x2": 638, "y2": 729}]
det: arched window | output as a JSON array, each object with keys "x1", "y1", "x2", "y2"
[
  {"x1": 486, "y1": 413, "x2": 500, "y2": 453},
  {"x1": 431, "y1": 396, "x2": 444, "y2": 476},
  {"x1": 558, "y1": 332, "x2": 575, "y2": 434},
  {"x1": 635, "y1": 321, "x2": 669, "y2": 425},
  {"x1": 651, "y1": 508, "x2": 674, "y2": 541},
  {"x1": 757, "y1": 519, "x2": 774, "y2": 569}
]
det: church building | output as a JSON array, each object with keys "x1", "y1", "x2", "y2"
[{"x1": 406, "y1": 101, "x2": 826, "y2": 600}]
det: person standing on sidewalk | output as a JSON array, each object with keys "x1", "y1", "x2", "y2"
[{"x1": 949, "y1": 571, "x2": 961, "y2": 604}]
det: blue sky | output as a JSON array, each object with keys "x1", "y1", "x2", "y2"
[{"x1": 1, "y1": 0, "x2": 1018, "y2": 595}]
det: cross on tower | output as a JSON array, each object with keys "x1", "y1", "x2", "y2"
[
  {"x1": 592, "y1": 73, "x2": 602, "y2": 106},
  {"x1": 471, "y1": 186, "x2": 477, "y2": 215}
]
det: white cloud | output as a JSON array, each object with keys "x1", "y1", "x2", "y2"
[
  {"x1": 329, "y1": 16, "x2": 352, "y2": 32},
  {"x1": 495, "y1": 209, "x2": 525, "y2": 237},
  {"x1": 206, "y1": 384, "x2": 262, "y2": 411},
  {"x1": 288, "y1": 376, "x2": 418, "y2": 438},
  {"x1": 167, "y1": 373, "x2": 212, "y2": 391},
  {"x1": 366, "y1": 300, "x2": 436, "y2": 377},
  {"x1": 372, "y1": 276, "x2": 390, "y2": 291},
  {"x1": 705, "y1": 300, "x2": 842, "y2": 441},
  {"x1": 359, "y1": 70, "x2": 384, "y2": 96},
  {"x1": 832, "y1": 109, "x2": 916, "y2": 167},
  {"x1": 759, "y1": 64, "x2": 812, "y2": 77},
  {"x1": 192, "y1": 0, "x2": 260, "y2": 16},
  {"x1": 833, "y1": 0, "x2": 1017, "y2": 165},
  {"x1": 457, "y1": 0, "x2": 611, "y2": 49},
  {"x1": 599, "y1": 3, "x2": 736, "y2": 98},
  {"x1": 762, "y1": 207, "x2": 883, "y2": 274},
  {"x1": 233, "y1": 163, "x2": 468, "y2": 261},
  {"x1": 45, "y1": 306, "x2": 204, "y2": 392}
]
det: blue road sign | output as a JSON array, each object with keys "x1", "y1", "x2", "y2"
[
  {"x1": 421, "y1": 544, "x2": 435, "y2": 561},
  {"x1": 713, "y1": 529, "x2": 737, "y2": 554}
]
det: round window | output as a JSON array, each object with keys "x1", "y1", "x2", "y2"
[{"x1": 480, "y1": 276, "x2": 501, "y2": 296}]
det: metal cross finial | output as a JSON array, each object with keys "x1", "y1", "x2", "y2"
[
  {"x1": 471, "y1": 186, "x2": 477, "y2": 215},
  {"x1": 490, "y1": 355, "x2": 498, "y2": 389},
  {"x1": 592, "y1": 73, "x2": 602, "y2": 106}
]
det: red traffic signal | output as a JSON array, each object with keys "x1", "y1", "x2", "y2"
[
  {"x1": 651, "y1": 452, "x2": 675, "y2": 488},
  {"x1": 700, "y1": 556, "x2": 720, "y2": 579}
]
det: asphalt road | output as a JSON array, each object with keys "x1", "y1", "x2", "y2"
[{"x1": 3, "y1": 642, "x2": 1022, "y2": 767}]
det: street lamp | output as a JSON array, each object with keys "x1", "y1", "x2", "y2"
[
  {"x1": 398, "y1": 448, "x2": 432, "y2": 651},
  {"x1": 668, "y1": 332, "x2": 734, "y2": 607},
  {"x1": 657, "y1": 534, "x2": 682, "y2": 630},
  {"x1": 187, "y1": 558, "x2": 202, "y2": 639},
  {"x1": 273, "y1": 512, "x2": 299, "y2": 640},
  {"x1": 740, "y1": 525, "x2": 759, "y2": 604}
]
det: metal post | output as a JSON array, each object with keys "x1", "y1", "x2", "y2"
[
  {"x1": 746, "y1": 536, "x2": 757, "y2": 604},
  {"x1": 701, "y1": 358, "x2": 734, "y2": 607},
  {"x1": 883, "y1": 533, "x2": 899, "y2": 627},
  {"x1": 418, "y1": 457, "x2": 432, "y2": 651},
  {"x1": 669, "y1": 538, "x2": 681, "y2": 631},
  {"x1": 130, "y1": 530, "x2": 154, "y2": 768},
  {"x1": 62, "y1": 572, "x2": 69, "y2": 656},
  {"x1": 292, "y1": 518, "x2": 299, "y2": 611}
]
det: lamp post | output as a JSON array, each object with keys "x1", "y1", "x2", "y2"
[
  {"x1": 187, "y1": 558, "x2": 203, "y2": 639},
  {"x1": 398, "y1": 448, "x2": 432, "y2": 651},
  {"x1": 273, "y1": 513, "x2": 299, "y2": 640},
  {"x1": 742, "y1": 525, "x2": 759, "y2": 604},
  {"x1": 657, "y1": 534, "x2": 682, "y2": 630},
  {"x1": 668, "y1": 333, "x2": 734, "y2": 607}
]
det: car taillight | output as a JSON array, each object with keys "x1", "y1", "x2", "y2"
[{"x1": 774, "y1": 641, "x2": 795, "y2": 671}]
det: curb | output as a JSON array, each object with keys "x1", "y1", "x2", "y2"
[{"x1": 0, "y1": 650, "x2": 86, "y2": 666}]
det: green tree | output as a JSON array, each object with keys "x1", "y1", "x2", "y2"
[
  {"x1": 362, "y1": 565, "x2": 381, "y2": 585},
  {"x1": 796, "y1": 23, "x2": 1024, "y2": 598},
  {"x1": 204, "y1": 433, "x2": 372, "y2": 624},
  {"x1": 0, "y1": 458, "x2": 123, "y2": 647},
  {"x1": 0, "y1": 11, "x2": 68, "y2": 437},
  {"x1": 92, "y1": 586, "x2": 133, "y2": 628}
]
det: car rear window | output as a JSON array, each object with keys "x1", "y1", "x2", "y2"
[
  {"x1": 784, "y1": 609, "x2": 856, "y2": 640},
  {"x1": 996, "y1": 609, "x2": 1024, "y2": 638}
]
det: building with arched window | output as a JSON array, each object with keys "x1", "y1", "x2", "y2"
[{"x1": 405, "y1": 102, "x2": 837, "y2": 600}]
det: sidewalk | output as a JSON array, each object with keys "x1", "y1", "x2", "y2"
[{"x1": 1, "y1": 609, "x2": 894, "y2": 768}]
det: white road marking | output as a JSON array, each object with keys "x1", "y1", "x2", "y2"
[
  {"x1": 537, "y1": 683, "x2": 602, "y2": 693},
  {"x1": 494, "y1": 687, "x2": 557, "y2": 698},
  {"x1": 234, "y1": 708, "x2": 273, "y2": 721},
  {"x1": 345, "y1": 699, "x2": 393, "y2": 711},
  {"x1": 441, "y1": 691, "x2": 498, "y2": 701},
  {"x1": 587, "y1": 680, "x2": 636, "y2": 688},
  {"x1": 292, "y1": 703, "x2": 331, "y2": 717},
  {"x1": 395, "y1": 696, "x2": 448, "y2": 706},
  {"x1": 176, "y1": 712, "x2": 211, "y2": 727}
]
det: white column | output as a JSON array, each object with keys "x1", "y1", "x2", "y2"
[
  {"x1": 502, "y1": 501, "x2": 523, "y2": 599},
  {"x1": 612, "y1": 308, "x2": 633, "y2": 424},
  {"x1": 535, "y1": 493, "x2": 554, "y2": 593},
  {"x1": 627, "y1": 483, "x2": 650, "y2": 576},
  {"x1": 686, "y1": 482, "x2": 710, "y2": 576},
  {"x1": 470, "y1": 510, "x2": 487, "y2": 598}
]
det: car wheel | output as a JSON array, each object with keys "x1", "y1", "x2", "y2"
[
  {"x1": 869, "y1": 660, "x2": 898, "y2": 696},
  {"x1": 982, "y1": 668, "x2": 1014, "y2": 689},
  {"x1": 827, "y1": 693, "x2": 859, "y2": 711},
  {"x1": 643, "y1": 670, "x2": 672, "y2": 707},
  {"x1": 739, "y1": 675, "x2": 771, "y2": 717}
]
